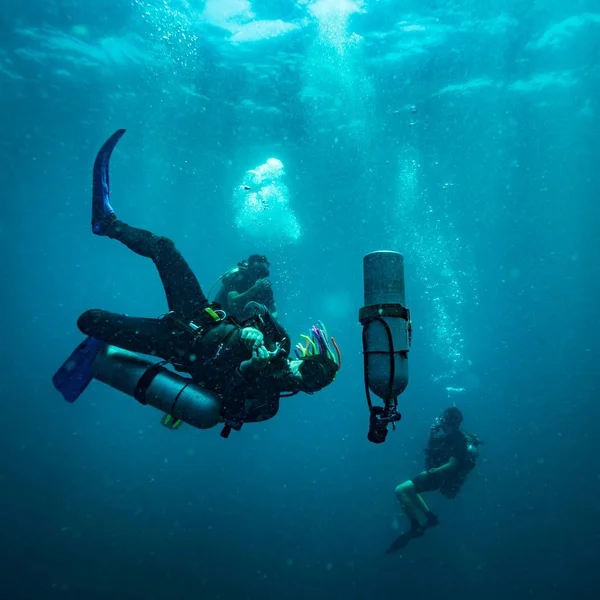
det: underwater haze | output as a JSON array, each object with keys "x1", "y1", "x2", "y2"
[{"x1": 2, "y1": 0, "x2": 600, "y2": 599}]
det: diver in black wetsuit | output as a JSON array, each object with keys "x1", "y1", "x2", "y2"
[
  {"x1": 77, "y1": 129, "x2": 340, "y2": 433},
  {"x1": 212, "y1": 254, "x2": 278, "y2": 321},
  {"x1": 394, "y1": 407, "x2": 481, "y2": 537}
]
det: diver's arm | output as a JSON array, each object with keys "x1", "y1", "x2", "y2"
[
  {"x1": 229, "y1": 279, "x2": 273, "y2": 313},
  {"x1": 228, "y1": 288, "x2": 258, "y2": 313},
  {"x1": 266, "y1": 297, "x2": 278, "y2": 318},
  {"x1": 243, "y1": 393, "x2": 280, "y2": 423},
  {"x1": 239, "y1": 358, "x2": 256, "y2": 376},
  {"x1": 431, "y1": 457, "x2": 458, "y2": 475},
  {"x1": 239, "y1": 346, "x2": 270, "y2": 376}
]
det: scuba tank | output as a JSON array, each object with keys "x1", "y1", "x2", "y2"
[
  {"x1": 465, "y1": 432, "x2": 483, "y2": 469},
  {"x1": 207, "y1": 264, "x2": 244, "y2": 304}
]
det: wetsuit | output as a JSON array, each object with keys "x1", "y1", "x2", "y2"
[
  {"x1": 77, "y1": 220, "x2": 292, "y2": 427},
  {"x1": 411, "y1": 427, "x2": 471, "y2": 498},
  {"x1": 214, "y1": 268, "x2": 276, "y2": 320}
]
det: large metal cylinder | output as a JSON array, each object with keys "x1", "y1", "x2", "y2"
[
  {"x1": 362, "y1": 251, "x2": 409, "y2": 400},
  {"x1": 364, "y1": 251, "x2": 406, "y2": 306},
  {"x1": 93, "y1": 346, "x2": 221, "y2": 430}
]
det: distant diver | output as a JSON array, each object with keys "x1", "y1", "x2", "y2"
[
  {"x1": 53, "y1": 129, "x2": 341, "y2": 438},
  {"x1": 387, "y1": 407, "x2": 482, "y2": 553},
  {"x1": 209, "y1": 253, "x2": 277, "y2": 322}
]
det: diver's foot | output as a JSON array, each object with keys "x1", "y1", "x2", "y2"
[
  {"x1": 92, "y1": 129, "x2": 126, "y2": 235},
  {"x1": 92, "y1": 202, "x2": 115, "y2": 236},
  {"x1": 92, "y1": 213, "x2": 117, "y2": 237},
  {"x1": 410, "y1": 520, "x2": 425, "y2": 538},
  {"x1": 425, "y1": 511, "x2": 440, "y2": 528}
]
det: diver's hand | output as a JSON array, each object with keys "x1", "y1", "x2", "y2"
[
  {"x1": 239, "y1": 346, "x2": 271, "y2": 376},
  {"x1": 241, "y1": 327, "x2": 264, "y2": 350},
  {"x1": 253, "y1": 278, "x2": 272, "y2": 293}
]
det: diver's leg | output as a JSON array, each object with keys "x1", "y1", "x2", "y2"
[
  {"x1": 92, "y1": 129, "x2": 126, "y2": 234},
  {"x1": 415, "y1": 493, "x2": 439, "y2": 527},
  {"x1": 77, "y1": 310, "x2": 182, "y2": 360},
  {"x1": 106, "y1": 221, "x2": 207, "y2": 320},
  {"x1": 90, "y1": 129, "x2": 206, "y2": 320},
  {"x1": 396, "y1": 478, "x2": 440, "y2": 531},
  {"x1": 395, "y1": 481, "x2": 422, "y2": 535},
  {"x1": 414, "y1": 493, "x2": 430, "y2": 514}
]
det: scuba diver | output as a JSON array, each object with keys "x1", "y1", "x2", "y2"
[
  {"x1": 210, "y1": 254, "x2": 278, "y2": 321},
  {"x1": 388, "y1": 407, "x2": 482, "y2": 551},
  {"x1": 73, "y1": 129, "x2": 341, "y2": 436}
]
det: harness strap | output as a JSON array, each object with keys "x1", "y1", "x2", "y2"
[{"x1": 134, "y1": 361, "x2": 167, "y2": 405}]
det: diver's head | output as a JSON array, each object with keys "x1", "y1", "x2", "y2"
[
  {"x1": 291, "y1": 355, "x2": 339, "y2": 393},
  {"x1": 440, "y1": 407, "x2": 463, "y2": 431},
  {"x1": 247, "y1": 254, "x2": 270, "y2": 279},
  {"x1": 291, "y1": 321, "x2": 341, "y2": 394}
]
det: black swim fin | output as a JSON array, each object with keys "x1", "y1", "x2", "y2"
[
  {"x1": 92, "y1": 128, "x2": 126, "y2": 235},
  {"x1": 386, "y1": 520, "x2": 435, "y2": 555},
  {"x1": 52, "y1": 337, "x2": 107, "y2": 402},
  {"x1": 385, "y1": 531, "x2": 415, "y2": 554}
]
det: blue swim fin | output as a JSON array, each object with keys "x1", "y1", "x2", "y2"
[
  {"x1": 92, "y1": 128, "x2": 126, "y2": 235},
  {"x1": 52, "y1": 337, "x2": 107, "y2": 403}
]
